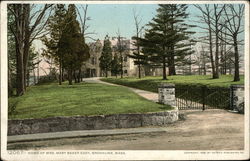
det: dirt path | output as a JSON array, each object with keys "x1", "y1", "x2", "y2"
[{"x1": 8, "y1": 109, "x2": 244, "y2": 150}]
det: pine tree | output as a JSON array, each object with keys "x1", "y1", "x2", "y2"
[
  {"x1": 138, "y1": 4, "x2": 196, "y2": 79},
  {"x1": 99, "y1": 35, "x2": 113, "y2": 77},
  {"x1": 111, "y1": 52, "x2": 121, "y2": 78},
  {"x1": 58, "y1": 4, "x2": 89, "y2": 85},
  {"x1": 42, "y1": 4, "x2": 67, "y2": 85}
]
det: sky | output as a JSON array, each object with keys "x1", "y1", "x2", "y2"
[
  {"x1": 77, "y1": 4, "x2": 201, "y2": 42},
  {"x1": 32, "y1": 3, "x2": 245, "y2": 75},
  {"x1": 77, "y1": 4, "x2": 158, "y2": 42}
]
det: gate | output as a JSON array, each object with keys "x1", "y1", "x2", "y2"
[{"x1": 175, "y1": 86, "x2": 230, "y2": 110}]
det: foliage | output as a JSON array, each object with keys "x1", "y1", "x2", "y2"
[
  {"x1": 136, "y1": 4, "x2": 196, "y2": 79},
  {"x1": 99, "y1": 35, "x2": 113, "y2": 77},
  {"x1": 8, "y1": 82, "x2": 172, "y2": 119},
  {"x1": 8, "y1": 4, "x2": 52, "y2": 96},
  {"x1": 43, "y1": 4, "x2": 90, "y2": 85},
  {"x1": 111, "y1": 52, "x2": 121, "y2": 77},
  {"x1": 42, "y1": 4, "x2": 67, "y2": 66}
]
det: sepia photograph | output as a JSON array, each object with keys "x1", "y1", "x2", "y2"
[{"x1": 1, "y1": 0, "x2": 249, "y2": 160}]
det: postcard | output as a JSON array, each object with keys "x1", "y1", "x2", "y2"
[{"x1": 1, "y1": 0, "x2": 249, "y2": 160}]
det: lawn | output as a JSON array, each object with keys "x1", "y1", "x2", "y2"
[
  {"x1": 101, "y1": 75, "x2": 244, "y2": 93},
  {"x1": 8, "y1": 82, "x2": 172, "y2": 120}
]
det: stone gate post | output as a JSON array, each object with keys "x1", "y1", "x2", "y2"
[
  {"x1": 158, "y1": 83, "x2": 175, "y2": 106},
  {"x1": 230, "y1": 85, "x2": 244, "y2": 114}
]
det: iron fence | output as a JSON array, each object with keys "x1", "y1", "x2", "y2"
[{"x1": 175, "y1": 86, "x2": 230, "y2": 110}]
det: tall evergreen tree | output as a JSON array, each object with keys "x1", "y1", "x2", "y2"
[
  {"x1": 111, "y1": 52, "x2": 121, "y2": 78},
  {"x1": 138, "y1": 4, "x2": 196, "y2": 79},
  {"x1": 99, "y1": 35, "x2": 113, "y2": 77},
  {"x1": 42, "y1": 4, "x2": 67, "y2": 85},
  {"x1": 59, "y1": 4, "x2": 89, "y2": 85},
  {"x1": 43, "y1": 4, "x2": 89, "y2": 85},
  {"x1": 129, "y1": 37, "x2": 148, "y2": 78}
]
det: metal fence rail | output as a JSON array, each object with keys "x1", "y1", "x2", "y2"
[{"x1": 175, "y1": 86, "x2": 230, "y2": 110}]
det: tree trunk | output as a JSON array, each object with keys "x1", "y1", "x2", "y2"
[
  {"x1": 16, "y1": 46, "x2": 25, "y2": 96},
  {"x1": 14, "y1": 5, "x2": 26, "y2": 96},
  {"x1": 233, "y1": 37, "x2": 240, "y2": 81},
  {"x1": 62, "y1": 68, "x2": 65, "y2": 82},
  {"x1": 105, "y1": 69, "x2": 108, "y2": 78},
  {"x1": 26, "y1": 69, "x2": 30, "y2": 87},
  {"x1": 162, "y1": 56, "x2": 167, "y2": 80},
  {"x1": 78, "y1": 68, "x2": 81, "y2": 83},
  {"x1": 59, "y1": 55, "x2": 62, "y2": 85},
  {"x1": 214, "y1": 29, "x2": 219, "y2": 78},
  {"x1": 68, "y1": 69, "x2": 73, "y2": 85},
  {"x1": 74, "y1": 70, "x2": 77, "y2": 83},
  {"x1": 138, "y1": 64, "x2": 141, "y2": 79},
  {"x1": 208, "y1": 28, "x2": 216, "y2": 79},
  {"x1": 23, "y1": 4, "x2": 31, "y2": 91},
  {"x1": 169, "y1": 48, "x2": 176, "y2": 75},
  {"x1": 120, "y1": 55, "x2": 123, "y2": 78}
]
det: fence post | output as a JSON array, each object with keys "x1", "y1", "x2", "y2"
[
  {"x1": 158, "y1": 83, "x2": 176, "y2": 107},
  {"x1": 202, "y1": 86, "x2": 206, "y2": 111},
  {"x1": 230, "y1": 85, "x2": 244, "y2": 114}
]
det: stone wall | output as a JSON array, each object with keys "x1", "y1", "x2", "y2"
[{"x1": 8, "y1": 110, "x2": 178, "y2": 136}]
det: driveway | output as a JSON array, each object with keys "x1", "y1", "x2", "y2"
[
  {"x1": 83, "y1": 77, "x2": 159, "y2": 102},
  {"x1": 8, "y1": 109, "x2": 244, "y2": 150}
]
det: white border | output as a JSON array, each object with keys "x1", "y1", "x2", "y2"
[{"x1": 1, "y1": 1, "x2": 249, "y2": 160}]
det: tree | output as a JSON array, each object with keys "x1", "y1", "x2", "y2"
[
  {"x1": 222, "y1": 4, "x2": 244, "y2": 81},
  {"x1": 195, "y1": 4, "x2": 244, "y2": 81},
  {"x1": 42, "y1": 4, "x2": 67, "y2": 85},
  {"x1": 26, "y1": 47, "x2": 41, "y2": 86},
  {"x1": 193, "y1": 45, "x2": 210, "y2": 75},
  {"x1": 7, "y1": 8, "x2": 16, "y2": 96},
  {"x1": 76, "y1": 4, "x2": 93, "y2": 81},
  {"x1": 116, "y1": 31, "x2": 127, "y2": 78},
  {"x1": 59, "y1": 4, "x2": 89, "y2": 85},
  {"x1": 111, "y1": 52, "x2": 121, "y2": 78},
  {"x1": 99, "y1": 35, "x2": 113, "y2": 77},
  {"x1": 8, "y1": 4, "x2": 52, "y2": 96},
  {"x1": 138, "y1": 4, "x2": 195, "y2": 80},
  {"x1": 129, "y1": 9, "x2": 145, "y2": 79},
  {"x1": 195, "y1": 4, "x2": 218, "y2": 79}
]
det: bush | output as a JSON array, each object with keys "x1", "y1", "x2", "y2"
[{"x1": 37, "y1": 75, "x2": 57, "y2": 85}]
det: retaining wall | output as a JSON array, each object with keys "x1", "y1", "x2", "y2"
[{"x1": 8, "y1": 109, "x2": 178, "y2": 135}]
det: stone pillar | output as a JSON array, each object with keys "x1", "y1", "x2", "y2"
[
  {"x1": 230, "y1": 85, "x2": 244, "y2": 114},
  {"x1": 158, "y1": 83, "x2": 175, "y2": 107}
]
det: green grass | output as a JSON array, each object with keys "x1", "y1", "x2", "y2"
[
  {"x1": 8, "y1": 82, "x2": 172, "y2": 120},
  {"x1": 101, "y1": 75, "x2": 244, "y2": 93}
]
